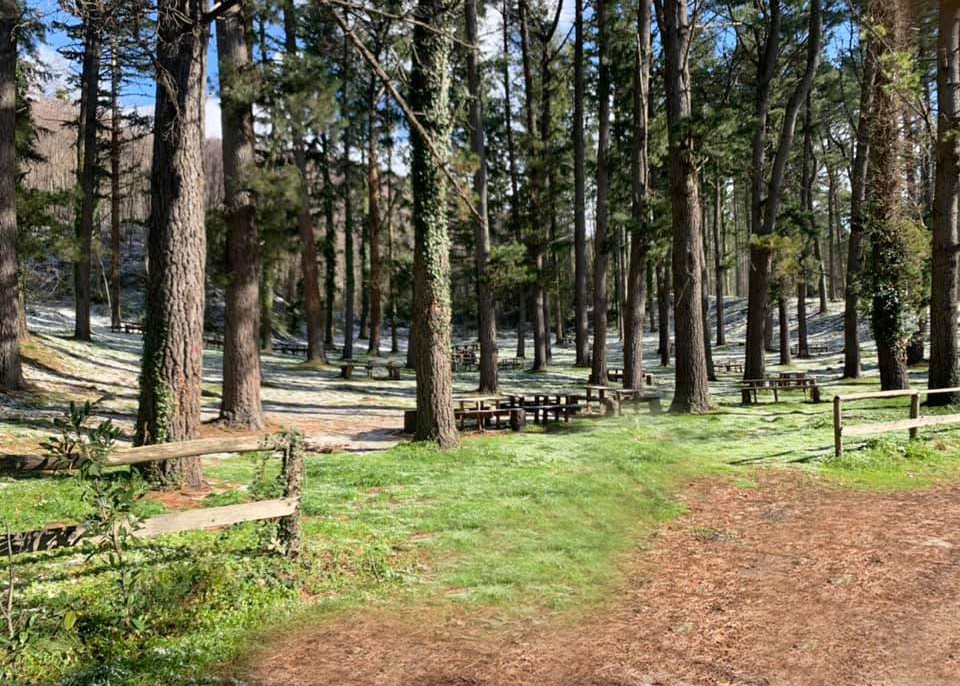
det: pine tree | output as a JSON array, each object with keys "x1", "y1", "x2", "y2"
[{"x1": 0, "y1": 0, "x2": 20, "y2": 391}]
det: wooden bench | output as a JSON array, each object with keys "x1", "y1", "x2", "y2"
[
  {"x1": 791, "y1": 342, "x2": 832, "y2": 356},
  {"x1": 497, "y1": 357, "x2": 525, "y2": 370},
  {"x1": 454, "y1": 406, "x2": 526, "y2": 432},
  {"x1": 112, "y1": 321, "x2": 144, "y2": 335},
  {"x1": 716, "y1": 360, "x2": 744, "y2": 374},
  {"x1": 613, "y1": 388, "x2": 663, "y2": 414},
  {"x1": 606, "y1": 367, "x2": 654, "y2": 386},
  {"x1": 741, "y1": 376, "x2": 821, "y2": 404},
  {"x1": 341, "y1": 361, "x2": 402, "y2": 380},
  {"x1": 274, "y1": 341, "x2": 309, "y2": 357}
]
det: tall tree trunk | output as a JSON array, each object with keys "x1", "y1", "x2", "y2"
[
  {"x1": 501, "y1": 0, "x2": 525, "y2": 359},
  {"x1": 321, "y1": 131, "x2": 337, "y2": 347},
  {"x1": 466, "y1": 0, "x2": 498, "y2": 392},
  {"x1": 573, "y1": 0, "x2": 589, "y2": 366},
  {"x1": 518, "y1": 0, "x2": 547, "y2": 371},
  {"x1": 136, "y1": 0, "x2": 208, "y2": 488},
  {"x1": 712, "y1": 174, "x2": 725, "y2": 345},
  {"x1": 367, "y1": 78, "x2": 383, "y2": 356},
  {"x1": 827, "y1": 164, "x2": 838, "y2": 301},
  {"x1": 410, "y1": 0, "x2": 457, "y2": 447},
  {"x1": 743, "y1": 0, "x2": 781, "y2": 381},
  {"x1": 359, "y1": 222, "x2": 369, "y2": 340},
  {"x1": 109, "y1": 45, "x2": 122, "y2": 331},
  {"x1": 217, "y1": 0, "x2": 263, "y2": 430},
  {"x1": 624, "y1": 0, "x2": 651, "y2": 390},
  {"x1": 657, "y1": 0, "x2": 710, "y2": 413},
  {"x1": 866, "y1": 0, "x2": 910, "y2": 391},
  {"x1": 284, "y1": 1, "x2": 324, "y2": 363},
  {"x1": 702, "y1": 241, "x2": 716, "y2": 381},
  {"x1": 0, "y1": 0, "x2": 20, "y2": 391},
  {"x1": 341, "y1": 50, "x2": 355, "y2": 361},
  {"x1": 75, "y1": 15, "x2": 100, "y2": 342},
  {"x1": 778, "y1": 293, "x2": 791, "y2": 365},
  {"x1": 260, "y1": 265, "x2": 273, "y2": 353},
  {"x1": 590, "y1": 0, "x2": 611, "y2": 385},
  {"x1": 844, "y1": 38, "x2": 878, "y2": 378},
  {"x1": 657, "y1": 260, "x2": 670, "y2": 367},
  {"x1": 745, "y1": 0, "x2": 821, "y2": 380},
  {"x1": 797, "y1": 277, "x2": 809, "y2": 357},
  {"x1": 929, "y1": 0, "x2": 960, "y2": 402}
]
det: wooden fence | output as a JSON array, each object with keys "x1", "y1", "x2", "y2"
[
  {"x1": 1, "y1": 433, "x2": 304, "y2": 559},
  {"x1": 833, "y1": 387, "x2": 960, "y2": 457}
]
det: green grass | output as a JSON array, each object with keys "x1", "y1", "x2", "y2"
[{"x1": 6, "y1": 386, "x2": 960, "y2": 684}]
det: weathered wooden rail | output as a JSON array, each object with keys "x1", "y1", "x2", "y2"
[
  {"x1": 833, "y1": 387, "x2": 960, "y2": 457},
  {"x1": 1, "y1": 433, "x2": 304, "y2": 558}
]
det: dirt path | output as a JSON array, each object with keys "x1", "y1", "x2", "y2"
[{"x1": 241, "y1": 473, "x2": 960, "y2": 686}]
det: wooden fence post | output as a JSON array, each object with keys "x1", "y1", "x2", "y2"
[
  {"x1": 910, "y1": 391, "x2": 921, "y2": 440},
  {"x1": 278, "y1": 433, "x2": 304, "y2": 558},
  {"x1": 833, "y1": 395, "x2": 843, "y2": 458}
]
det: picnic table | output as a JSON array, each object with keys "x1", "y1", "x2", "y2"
[
  {"x1": 450, "y1": 395, "x2": 525, "y2": 432},
  {"x1": 741, "y1": 375, "x2": 821, "y2": 404},
  {"x1": 584, "y1": 385, "x2": 662, "y2": 415},
  {"x1": 340, "y1": 360, "x2": 402, "y2": 380},
  {"x1": 497, "y1": 357, "x2": 524, "y2": 370},
  {"x1": 506, "y1": 391, "x2": 584, "y2": 424}
]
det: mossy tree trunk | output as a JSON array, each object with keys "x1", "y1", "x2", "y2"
[
  {"x1": 866, "y1": 0, "x2": 910, "y2": 391},
  {"x1": 0, "y1": 0, "x2": 21, "y2": 391},
  {"x1": 136, "y1": 0, "x2": 208, "y2": 488},
  {"x1": 217, "y1": 0, "x2": 264, "y2": 430},
  {"x1": 410, "y1": 0, "x2": 457, "y2": 447}
]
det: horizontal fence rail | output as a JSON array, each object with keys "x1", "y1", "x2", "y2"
[
  {"x1": 833, "y1": 387, "x2": 960, "y2": 457},
  {"x1": 2, "y1": 433, "x2": 304, "y2": 559}
]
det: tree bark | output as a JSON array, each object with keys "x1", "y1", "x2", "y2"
[
  {"x1": 341, "y1": 43, "x2": 355, "y2": 361},
  {"x1": 657, "y1": 0, "x2": 710, "y2": 412},
  {"x1": 929, "y1": 0, "x2": 960, "y2": 402},
  {"x1": 657, "y1": 260, "x2": 670, "y2": 367},
  {"x1": 573, "y1": 0, "x2": 589, "y2": 367},
  {"x1": 109, "y1": 45, "x2": 122, "y2": 331},
  {"x1": 74, "y1": 14, "x2": 100, "y2": 342},
  {"x1": 284, "y1": 1, "x2": 325, "y2": 363},
  {"x1": 410, "y1": 0, "x2": 457, "y2": 447},
  {"x1": 0, "y1": 0, "x2": 20, "y2": 391},
  {"x1": 844, "y1": 35, "x2": 878, "y2": 378},
  {"x1": 367, "y1": 78, "x2": 383, "y2": 356},
  {"x1": 745, "y1": 0, "x2": 821, "y2": 380},
  {"x1": 712, "y1": 175, "x2": 726, "y2": 345},
  {"x1": 518, "y1": 0, "x2": 548, "y2": 372},
  {"x1": 321, "y1": 131, "x2": 336, "y2": 347},
  {"x1": 778, "y1": 293, "x2": 791, "y2": 366},
  {"x1": 217, "y1": 0, "x2": 264, "y2": 430},
  {"x1": 590, "y1": 0, "x2": 611, "y2": 385},
  {"x1": 466, "y1": 0, "x2": 498, "y2": 393},
  {"x1": 501, "y1": 1, "x2": 525, "y2": 359},
  {"x1": 624, "y1": 0, "x2": 651, "y2": 390},
  {"x1": 136, "y1": 0, "x2": 208, "y2": 488},
  {"x1": 743, "y1": 0, "x2": 781, "y2": 381},
  {"x1": 866, "y1": 0, "x2": 910, "y2": 391}
]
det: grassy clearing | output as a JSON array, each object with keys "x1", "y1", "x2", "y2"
[{"x1": 5, "y1": 380, "x2": 960, "y2": 684}]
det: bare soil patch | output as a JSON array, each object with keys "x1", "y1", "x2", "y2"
[{"x1": 241, "y1": 472, "x2": 960, "y2": 686}]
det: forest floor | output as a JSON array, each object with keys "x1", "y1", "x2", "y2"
[
  {"x1": 6, "y1": 301, "x2": 960, "y2": 685},
  {"x1": 242, "y1": 471, "x2": 960, "y2": 686}
]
